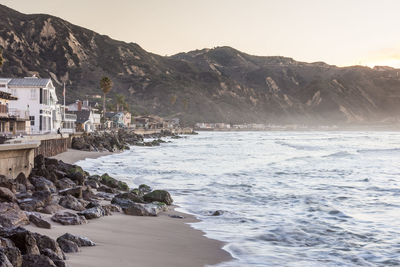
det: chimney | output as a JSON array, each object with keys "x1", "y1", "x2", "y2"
[{"x1": 77, "y1": 100, "x2": 82, "y2": 111}]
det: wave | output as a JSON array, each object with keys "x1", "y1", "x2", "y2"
[
  {"x1": 323, "y1": 151, "x2": 353, "y2": 158},
  {"x1": 357, "y1": 148, "x2": 400, "y2": 154}
]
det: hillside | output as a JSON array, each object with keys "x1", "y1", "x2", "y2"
[{"x1": 1, "y1": 4, "x2": 400, "y2": 126}]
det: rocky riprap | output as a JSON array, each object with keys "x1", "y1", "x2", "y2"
[
  {"x1": 71, "y1": 129, "x2": 178, "y2": 152},
  {"x1": 0, "y1": 154, "x2": 174, "y2": 266}
]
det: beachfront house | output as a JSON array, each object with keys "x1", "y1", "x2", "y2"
[
  {"x1": 70, "y1": 110, "x2": 98, "y2": 132},
  {"x1": 0, "y1": 87, "x2": 30, "y2": 136},
  {"x1": 0, "y1": 76, "x2": 59, "y2": 134},
  {"x1": 105, "y1": 111, "x2": 131, "y2": 128}
]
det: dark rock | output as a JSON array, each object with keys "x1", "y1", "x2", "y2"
[
  {"x1": 111, "y1": 197, "x2": 135, "y2": 209},
  {"x1": 99, "y1": 174, "x2": 129, "y2": 191},
  {"x1": 55, "y1": 178, "x2": 76, "y2": 190},
  {"x1": 29, "y1": 214, "x2": 51, "y2": 229},
  {"x1": 58, "y1": 195, "x2": 85, "y2": 211},
  {"x1": 44, "y1": 158, "x2": 59, "y2": 167},
  {"x1": 169, "y1": 214, "x2": 185, "y2": 219},
  {"x1": 65, "y1": 166, "x2": 85, "y2": 185},
  {"x1": 34, "y1": 155, "x2": 45, "y2": 169},
  {"x1": 0, "y1": 227, "x2": 40, "y2": 255},
  {"x1": 0, "y1": 250, "x2": 12, "y2": 267},
  {"x1": 101, "y1": 204, "x2": 121, "y2": 215},
  {"x1": 31, "y1": 190, "x2": 52, "y2": 206},
  {"x1": 40, "y1": 204, "x2": 63, "y2": 215},
  {"x1": 57, "y1": 233, "x2": 95, "y2": 247},
  {"x1": 59, "y1": 187, "x2": 82, "y2": 199},
  {"x1": 143, "y1": 190, "x2": 173, "y2": 205},
  {"x1": 41, "y1": 249, "x2": 66, "y2": 267},
  {"x1": 114, "y1": 192, "x2": 144, "y2": 203},
  {"x1": 51, "y1": 212, "x2": 87, "y2": 225},
  {"x1": 55, "y1": 239, "x2": 78, "y2": 253},
  {"x1": 78, "y1": 207, "x2": 104, "y2": 219},
  {"x1": 22, "y1": 254, "x2": 57, "y2": 267},
  {"x1": 0, "y1": 176, "x2": 16, "y2": 193},
  {"x1": 0, "y1": 187, "x2": 16, "y2": 203},
  {"x1": 0, "y1": 237, "x2": 22, "y2": 267},
  {"x1": 95, "y1": 192, "x2": 114, "y2": 200},
  {"x1": 29, "y1": 177, "x2": 56, "y2": 194},
  {"x1": 0, "y1": 203, "x2": 29, "y2": 227},
  {"x1": 32, "y1": 233, "x2": 64, "y2": 260},
  {"x1": 84, "y1": 179, "x2": 99, "y2": 189},
  {"x1": 138, "y1": 184, "x2": 152, "y2": 194},
  {"x1": 97, "y1": 185, "x2": 118, "y2": 194},
  {"x1": 211, "y1": 210, "x2": 224, "y2": 216}
]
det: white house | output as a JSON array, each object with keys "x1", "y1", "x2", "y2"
[{"x1": 0, "y1": 77, "x2": 59, "y2": 134}]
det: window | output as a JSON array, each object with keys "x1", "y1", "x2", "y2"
[
  {"x1": 30, "y1": 116, "x2": 35, "y2": 126},
  {"x1": 30, "y1": 89, "x2": 37, "y2": 99}
]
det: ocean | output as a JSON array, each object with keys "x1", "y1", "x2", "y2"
[{"x1": 77, "y1": 131, "x2": 400, "y2": 267}]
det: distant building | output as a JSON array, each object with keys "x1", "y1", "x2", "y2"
[
  {"x1": 105, "y1": 111, "x2": 131, "y2": 128},
  {"x1": 0, "y1": 89, "x2": 30, "y2": 135},
  {"x1": 133, "y1": 115, "x2": 164, "y2": 129},
  {"x1": 66, "y1": 99, "x2": 100, "y2": 112},
  {"x1": 70, "y1": 110, "x2": 97, "y2": 132},
  {"x1": 0, "y1": 77, "x2": 58, "y2": 134}
]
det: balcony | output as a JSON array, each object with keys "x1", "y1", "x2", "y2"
[
  {"x1": 63, "y1": 113, "x2": 77, "y2": 121},
  {"x1": 8, "y1": 108, "x2": 29, "y2": 120}
]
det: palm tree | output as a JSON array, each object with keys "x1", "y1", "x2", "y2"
[
  {"x1": 115, "y1": 93, "x2": 126, "y2": 112},
  {"x1": 100, "y1": 76, "x2": 112, "y2": 118}
]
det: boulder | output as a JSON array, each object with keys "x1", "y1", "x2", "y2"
[
  {"x1": 66, "y1": 166, "x2": 85, "y2": 185},
  {"x1": 31, "y1": 190, "x2": 52, "y2": 206},
  {"x1": 29, "y1": 177, "x2": 56, "y2": 194},
  {"x1": 111, "y1": 197, "x2": 135, "y2": 209},
  {"x1": 114, "y1": 192, "x2": 144, "y2": 203},
  {"x1": 143, "y1": 190, "x2": 173, "y2": 205},
  {"x1": 138, "y1": 184, "x2": 152, "y2": 194},
  {"x1": 32, "y1": 233, "x2": 64, "y2": 260},
  {"x1": 122, "y1": 202, "x2": 167, "y2": 216},
  {"x1": 0, "y1": 250, "x2": 12, "y2": 267},
  {"x1": 84, "y1": 179, "x2": 99, "y2": 189},
  {"x1": 57, "y1": 233, "x2": 95, "y2": 247},
  {"x1": 99, "y1": 174, "x2": 129, "y2": 191},
  {"x1": 28, "y1": 214, "x2": 51, "y2": 229},
  {"x1": 82, "y1": 187, "x2": 96, "y2": 201},
  {"x1": 77, "y1": 207, "x2": 104, "y2": 219},
  {"x1": 0, "y1": 238, "x2": 22, "y2": 267},
  {"x1": 0, "y1": 227, "x2": 40, "y2": 255},
  {"x1": 95, "y1": 192, "x2": 115, "y2": 200},
  {"x1": 102, "y1": 204, "x2": 121, "y2": 215},
  {"x1": 55, "y1": 179, "x2": 76, "y2": 190},
  {"x1": 59, "y1": 187, "x2": 82, "y2": 199},
  {"x1": 97, "y1": 185, "x2": 118, "y2": 194},
  {"x1": 22, "y1": 254, "x2": 57, "y2": 267},
  {"x1": 41, "y1": 248, "x2": 66, "y2": 267},
  {"x1": 0, "y1": 203, "x2": 29, "y2": 227},
  {"x1": 40, "y1": 204, "x2": 63, "y2": 215},
  {"x1": 0, "y1": 176, "x2": 16, "y2": 193},
  {"x1": 44, "y1": 158, "x2": 59, "y2": 167},
  {"x1": 51, "y1": 212, "x2": 87, "y2": 225},
  {"x1": 58, "y1": 195, "x2": 85, "y2": 211},
  {"x1": 56, "y1": 239, "x2": 78, "y2": 253},
  {"x1": 0, "y1": 187, "x2": 16, "y2": 203}
]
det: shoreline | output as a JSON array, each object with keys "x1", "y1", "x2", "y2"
[{"x1": 46, "y1": 148, "x2": 233, "y2": 267}]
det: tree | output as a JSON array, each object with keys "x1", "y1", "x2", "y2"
[
  {"x1": 0, "y1": 48, "x2": 3, "y2": 67},
  {"x1": 115, "y1": 93, "x2": 126, "y2": 112},
  {"x1": 100, "y1": 76, "x2": 112, "y2": 118}
]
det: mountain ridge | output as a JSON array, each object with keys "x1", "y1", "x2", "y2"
[{"x1": 1, "y1": 4, "x2": 400, "y2": 126}]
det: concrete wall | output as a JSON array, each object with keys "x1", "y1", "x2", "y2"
[{"x1": 0, "y1": 142, "x2": 39, "y2": 178}]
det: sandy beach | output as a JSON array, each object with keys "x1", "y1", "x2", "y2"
[{"x1": 38, "y1": 149, "x2": 233, "y2": 267}]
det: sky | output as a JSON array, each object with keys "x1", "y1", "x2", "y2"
[{"x1": 2, "y1": 0, "x2": 400, "y2": 68}]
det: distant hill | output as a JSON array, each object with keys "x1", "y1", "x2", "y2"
[{"x1": 1, "y1": 4, "x2": 400, "y2": 126}]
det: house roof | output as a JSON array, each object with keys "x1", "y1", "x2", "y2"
[
  {"x1": 69, "y1": 110, "x2": 91, "y2": 124},
  {"x1": 7, "y1": 78, "x2": 52, "y2": 88}
]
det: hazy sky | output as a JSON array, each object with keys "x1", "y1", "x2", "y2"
[{"x1": 2, "y1": 0, "x2": 400, "y2": 67}]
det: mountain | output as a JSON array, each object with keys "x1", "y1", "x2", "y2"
[{"x1": 1, "y1": 4, "x2": 400, "y2": 126}]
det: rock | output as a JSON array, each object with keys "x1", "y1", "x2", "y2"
[
  {"x1": 57, "y1": 233, "x2": 95, "y2": 247},
  {"x1": 114, "y1": 192, "x2": 144, "y2": 203},
  {"x1": 95, "y1": 192, "x2": 115, "y2": 200},
  {"x1": 169, "y1": 214, "x2": 185, "y2": 219},
  {"x1": 99, "y1": 174, "x2": 129, "y2": 191},
  {"x1": 0, "y1": 176, "x2": 16, "y2": 193},
  {"x1": 51, "y1": 212, "x2": 87, "y2": 225},
  {"x1": 40, "y1": 204, "x2": 63, "y2": 215},
  {"x1": 78, "y1": 207, "x2": 104, "y2": 219},
  {"x1": 84, "y1": 179, "x2": 99, "y2": 189},
  {"x1": 32, "y1": 233, "x2": 64, "y2": 260},
  {"x1": 29, "y1": 177, "x2": 56, "y2": 193},
  {"x1": 41, "y1": 249, "x2": 66, "y2": 267},
  {"x1": 0, "y1": 227, "x2": 40, "y2": 255},
  {"x1": 0, "y1": 203, "x2": 29, "y2": 227},
  {"x1": 56, "y1": 239, "x2": 79, "y2": 253},
  {"x1": 0, "y1": 187, "x2": 16, "y2": 203},
  {"x1": 34, "y1": 155, "x2": 45, "y2": 169},
  {"x1": 138, "y1": 184, "x2": 152, "y2": 194},
  {"x1": 15, "y1": 173, "x2": 34, "y2": 192},
  {"x1": 29, "y1": 214, "x2": 51, "y2": 229},
  {"x1": 31, "y1": 190, "x2": 52, "y2": 206},
  {"x1": 111, "y1": 197, "x2": 135, "y2": 209},
  {"x1": 101, "y1": 204, "x2": 121, "y2": 215},
  {"x1": 211, "y1": 210, "x2": 224, "y2": 216},
  {"x1": 122, "y1": 202, "x2": 167, "y2": 216},
  {"x1": 66, "y1": 166, "x2": 85, "y2": 185},
  {"x1": 0, "y1": 238, "x2": 22, "y2": 267},
  {"x1": 82, "y1": 186, "x2": 96, "y2": 201},
  {"x1": 0, "y1": 250, "x2": 12, "y2": 267},
  {"x1": 97, "y1": 185, "x2": 117, "y2": 194},
  {"x1": 143, "y1": 190, "x2": 173, "y2": 205},
  {"x1": 44, "y1": 158, "x2": 59, "y2": 167},
  {"x1": 58, "y1": 195, "x2": 85, "y2": 211},
  {"x1": 55, "y1": 178, "x2": 76, "y2": 190},
  {"x1": 22, "y1": 254, "x2": 57, "y2": 267},
  {"x1": 59, "y1": 187, "x2": 82, "y2": 199}
]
